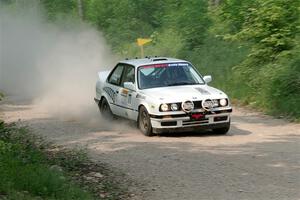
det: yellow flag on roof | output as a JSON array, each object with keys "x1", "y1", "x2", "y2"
[{"x1": 137, "y1": 38, "x2": 152, "y2": 46}]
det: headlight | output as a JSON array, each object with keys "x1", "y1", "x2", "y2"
[
  {"x1": 170, "y1": 103, "x2": 178, "y2": 111},
  {"x1": 219, "y1": 98, "x2": 228, "y2": 106},
  {"x1": 160, "y1": 103, "x2": 169, "y2": 111}
]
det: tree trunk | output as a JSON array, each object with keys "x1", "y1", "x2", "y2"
[{"x1": 77, "y1": 0, "x2": 83, "y2": 21}]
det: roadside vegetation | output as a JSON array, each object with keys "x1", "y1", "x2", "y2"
[
  {"x1": 2, "y1": 0, "x2": 299, "y2": 120},
  {"x1": 0, "y1": 92, "x2": 4, "y2": 101},
  {"x1": 0, "y1": 121, "x2": 129, "y2": 200}
]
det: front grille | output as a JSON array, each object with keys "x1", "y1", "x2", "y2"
[
  {"x1": 183, "y1": 119, "x2": 209, "y2": 126},
  {"x1": 182, "y1": 114, "x2": 208, "y2": 126},
  {"x1": 193, "y1": 101, "x2": 202, "y2": 109}
]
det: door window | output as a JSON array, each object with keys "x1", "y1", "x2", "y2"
[
  {"x1": 108, "y1": 64, "x2": 125, "y2": 86},
  {"x1": 121, "y1": 65, "x2": 135, "y2": 87}
]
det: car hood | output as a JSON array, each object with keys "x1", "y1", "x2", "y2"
[{"x1": 140, "y1": 85, "x2": 228, "y2": 103}]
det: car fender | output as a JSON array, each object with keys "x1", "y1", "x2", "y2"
[
  {"x1": 100, "y1": 83, "x2": 117, "y2": 105},
  {"x1": 137, "y1": 97, "x2": 158, "y2": 116},
  {"x1": 95, "y1": 70, "x2": 111, "y2": 100}
]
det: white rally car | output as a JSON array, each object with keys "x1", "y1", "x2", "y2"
[{"x1": 95, "y1": 57, "x2": 232, "y2": 136}]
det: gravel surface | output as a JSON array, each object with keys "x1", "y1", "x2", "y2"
[{"x1": 1, "y1": 98, "x2": 299, "y2": 200}]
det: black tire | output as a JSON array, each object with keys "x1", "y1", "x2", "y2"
[
  {"x1": 99, "y1": 98, "x2": 114, "y2": 120},
  {"x1": 138, "y1": 106, "x2": 154, "y2": 136},
  {"x1": 212, "y1": 123, "x2": 230, "y2": 135}
]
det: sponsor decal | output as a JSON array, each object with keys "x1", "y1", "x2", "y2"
[
  {"x1": 140, "y1": 62, "x2": 189, "y2": 69},
  {"x1": 122, "y1": 89, "x2": 128, "y2": 95},
  {"x1": 103, "y1": 87, "x2": 116, "y2": 103},
  {"x1": 121, "y1": 88, "x2": 128, "y2": 97},
  {"x1": 140, "y1": 64, "x2": 168, "y2": 69},
  {"x1": 168, "y1": 63, "x2": 189, "y2": 67}
]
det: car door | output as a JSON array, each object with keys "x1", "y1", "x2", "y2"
[
  {"x1": 106, "y1": 64, "x2": 125, "y2": 116},
  {"x1": 118, "y1": 65, "x2": 138, "y2": 120}
]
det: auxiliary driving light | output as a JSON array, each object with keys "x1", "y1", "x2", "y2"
[{"x1": 182, "y1": 100, "x2": 194, "y2": 112}]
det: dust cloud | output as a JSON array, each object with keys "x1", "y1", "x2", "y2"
[{"x1": 0, "y1": 5, "x2": 117, "y2": 126}]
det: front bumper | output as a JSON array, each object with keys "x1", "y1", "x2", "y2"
[{"x1": 150, "y1": 108, "x2": 232, "y2": 133}]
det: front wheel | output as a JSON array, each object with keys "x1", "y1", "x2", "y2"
[
  {"x1": 138, "y1": 106, "x2": 154, "y2": 136},
  {"x1": 212, "y1": 123, "x2": 230, "y2": 135}
]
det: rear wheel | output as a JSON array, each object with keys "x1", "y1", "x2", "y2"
[
  {"x1": 138, "y1": 106, "x2": 154, "y2": 136},
  {"x1": 99, "y1": 98, "x2": 114, "y2": 119},
  {"x1": 212, "y1": 123, "x2": 230, "y2": 135}
]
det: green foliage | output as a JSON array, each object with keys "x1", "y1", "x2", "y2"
[
  {"x1": 162, "y1": 0, "x2": 211, "y2": 49},
  {"x1": 218, "y1": 0, "x2": 300, "y2": 118},
  {"x1": 143, "y1": 28, "x2": 186, "y2": 58},
  {"x1": 216, "y1": 0, "x2": 257, "y2": 34},
  {"x1": 0, "y1": 122, "x2": 93, "y2": 199},
  {"x1": 40, "y1": 0, "x2": 78, "y2": 20},
  {"x1": 11, "y1": 0, "x2": 300, "y2": 119},
  {"x1": 185, "y1": 36, "x2": 248, "y2": 91},
  {"x1": 85, "y1": 0, "x2": 164, "y2": 51},
  {"x1": 266, "y1": 51, "x2": 300, "y2": 117}
]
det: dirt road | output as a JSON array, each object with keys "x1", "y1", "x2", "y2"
[{"x1": 1, "y1": 97, "x2": 299, "y2": 200}]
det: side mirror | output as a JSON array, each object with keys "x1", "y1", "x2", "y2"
[
  {"x1": 123, "y1": 82, "x2": 136, "y2": 91},
  {"x1": 203, "y1": 75, "x2": 212, "y2": 83}
]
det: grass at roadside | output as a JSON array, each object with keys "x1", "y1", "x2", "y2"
[
  {"x1": 0, "y1": 121, "x2": 130, "y2": 200},
  {"x1": 0, "y1": 92, "x2": 3, "y2": 101}
]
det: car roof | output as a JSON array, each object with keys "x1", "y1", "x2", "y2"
[{"x1": 119, "y1": 57, "x2": 189, "y2": 67}]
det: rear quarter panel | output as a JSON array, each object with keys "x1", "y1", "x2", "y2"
[{"x1": 96, "y1": 70, "x2": 111, "y2": 100}]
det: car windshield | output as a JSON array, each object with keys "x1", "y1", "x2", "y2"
[{"x1": 138, "y1": 62, "x2": 205, "y2": 89}]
